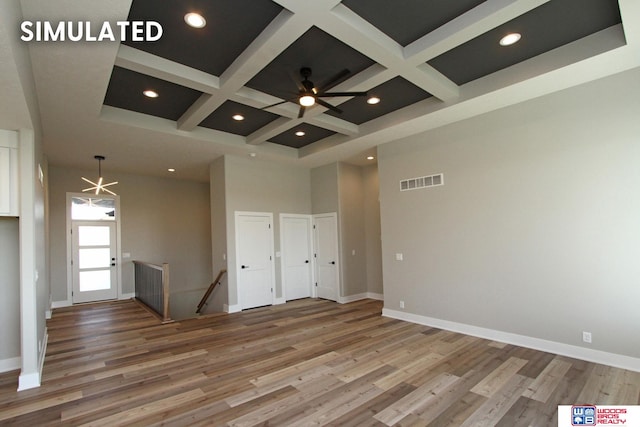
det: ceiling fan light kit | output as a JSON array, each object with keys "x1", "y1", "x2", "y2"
[
  {"x1": 299, "y1": 95, "x2": 315, "y2": 107},
  {"x1": 262, "y1": 67, "x2": 368, "y2": 119}
]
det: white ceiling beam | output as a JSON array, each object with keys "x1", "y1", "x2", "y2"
[
  {"x1": 115, "y1": 45, "x2": 220, "y2": 93},
  {"x1": 230, "y1": 87, "x2": 291, "y2": 111},
  {"x1": 271, "y1": 0, "x2": 343, "y2": 15},
  {"x1": 178, "y1": 9, "x2": 312, "y2": 131},
  {"x1": 308, "y1": 115, "x2": 359, "y2": 136},
  {"x1": 176, "y1": 94, "x2": 225, "y2": 130},
  {"x1": 325, "y1": 4, "x2": 459, "y2": 102},
  {"x1": 246, "y1": 117, "x2": 295, "y2": 145},
  {"x1": 403, "y1": 0, "x2": 551, "y2": 64},
  {"x1": 619, "y1": 0, "x2": 640, "y2": 47}
]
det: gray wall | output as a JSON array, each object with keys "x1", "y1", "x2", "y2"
[
  {"x1": 223, "y1": 155, "x2": 311, "y2": 306},
  {"x1": 378, "y1": 67, "x2": 640, "y2": 358},
  {"x1": 48, "y1": 166, "x2": 212, "y2": 307},
  {"x1": 0, "y1": 218, "x2": 20, "y2": 364},
  {"x1": 362, "y1": 164, "x2": 383, "y2": 295},
  {"x1": 206, "y1": 156, "x2": 228, "y2": 313},
  {"x1": 337, "y1": 163, "x2": 367, "y2": 297},
  {"x1": 311, "y1": 162, "x2": 339, "y2": 214}
]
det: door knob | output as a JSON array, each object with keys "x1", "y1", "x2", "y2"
[
  {"x1": 305, "y1": 260, "x2": 309, "y2": 264},
  {"x1": 330, "y1": 261, "x2": 336, "y2": 265},
  {"x1": 241, "y1": 265, "x2": 249, "y2": 269}
]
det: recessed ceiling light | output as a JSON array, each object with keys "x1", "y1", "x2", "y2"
[
  {"x1": 367, "y1": 96, "x2": 380, "y2": 105},
  {"x1": 143, "y1": 90, "x2": 159, "y2": 98},
  {"x1": 232, "y1": 114, "x2": 244, "y2": 121},
  {"x1": 184, "y1": 12, "x2": 206, "y2": 28},
  {"x1": 168, "y1": 168, "x2": 175, "y2": 172},
  {"x1": 499, "y1": 33, "x2": 521, "y2": 46},
  {"x1": 367, "y1": 156, "x2": 375, "y2": 160},
  {"x1": 295, "y1": 131, "x2": 305, "y2": 137}
]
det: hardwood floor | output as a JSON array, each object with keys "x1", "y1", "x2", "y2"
[{"x1": 1, "y1": 298, "x2": 638, "y2": 426}]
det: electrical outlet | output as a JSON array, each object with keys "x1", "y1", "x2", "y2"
[
  {"x1": 400, "y1": 300, "x2": 405, "y2": 309},
  {"x1": 583, "y1": 331, "x2": 592, "y2": 343}
]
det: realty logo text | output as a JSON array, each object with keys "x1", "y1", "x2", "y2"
[
  {"x1": 572, "y1": 405, "x2": 628, "y2": 425},
  {"x1": 21, "y1": 21, "x2": 163, "y2": 42}
]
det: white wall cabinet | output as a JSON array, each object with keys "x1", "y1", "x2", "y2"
[{"x1": 0, "y1": 130, "x2": 19, "y2": 216}]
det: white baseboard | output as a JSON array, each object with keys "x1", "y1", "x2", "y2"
[
  {"x1": 274, "y1": 297, "x2": 286, "y2": 305},
  {"x1": 18, "y1": 371, "x2": 40, "y2": 391},
  {"x1": 0, "y1": 357, "x2": 21, "y2": 373},
  {"x1": 51, "y1": 300, "x2": 71, "y2": 309},
  {"x1": 224, "y1": 304, "x2": 242, "y2": 313},
  {"x1": 16, "y1": 328, "x2": 49, "y2": 390},
  {"x1": 338, "y1": 292, "x2": 384, "y2": 304},
  {"x1": 383, "y1": 308, "x2": 640, "y2": 373},
  {"x1": 120, "y1": 293, "x2": 134, "y2": 300}
]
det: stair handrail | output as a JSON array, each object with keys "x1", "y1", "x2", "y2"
[{"x1": 196, "y1": 269, "x2": 227, "y2": 314}]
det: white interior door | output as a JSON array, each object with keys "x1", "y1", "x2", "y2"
[
  {"x1": 313, "y1": 213, "x2": 339, "y2": 301},
  {"x1": 281, "y1": 214, "x2": 313, "y2": 301},
  {"x1": 236, "y1": 212, "x2": 275, "y2": 309},
  {"x1": 72, "y1": 221, "x2": 118, "y2": 303}
]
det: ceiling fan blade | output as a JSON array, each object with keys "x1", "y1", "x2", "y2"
[
  {"x1": 319, "y1": 91, "x2": 368, "y2": 97},
  {"x1": 260, "y1": 100, "x2": 290, "y2": 110},
  {"x1": 297, "y1": 105, "x2": 306, "y2": 118},
  {"x1": 318, "y1": 69, "x2": 350, "y2": 92},
  {"x1": 315, "y1": 98, "x2": 343, "y2": 114},
  {"x1": 289, "y1": 70, "x2": 305, "y2": 92}
]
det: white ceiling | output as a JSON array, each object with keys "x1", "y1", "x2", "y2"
[{"x1": 4, "y1": 0, "x2": 640, "y2": 181}]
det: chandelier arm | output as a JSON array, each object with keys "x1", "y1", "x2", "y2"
[{"x1": 82, "y1": 177, "x2": 98, "y2": 185}]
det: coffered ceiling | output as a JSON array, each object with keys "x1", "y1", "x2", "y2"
[{"x1": 10, "y1": 0, "x2": 640, "y2": 180}]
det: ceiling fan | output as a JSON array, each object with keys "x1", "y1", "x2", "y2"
[{"x1": 262, "y1": 67, "x2": 367, "y2": 118}]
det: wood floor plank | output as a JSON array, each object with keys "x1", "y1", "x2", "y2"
[
  {"x1": 470, "y1": 356, "x2": 529, "y2": 398},
  {"x1": 374, "y1": 372, "x2": 460, "y2": 426},
  {"x1": 461, "y1": 374, "x2": 532, "y2": 427},
  {"x1": 522, "y1": 357, "x2": 572, "y2": 402},
  {"x1": 0, "y1": 298, "x2": 637, "y2": 426},
  {"x1": 0, "y1": 391, "x2": 83, "y2": 422},
  {"x1": 60, "y1": 373, "x2": 208, "y2": 421},
  {"x1": 77, "y1": 388, "x2": 205, "y2": 426},
  {"x1": 374, "y1": 352, "x2": 444, "y2": 391}
]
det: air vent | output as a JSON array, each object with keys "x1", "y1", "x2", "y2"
[{"x1": 400, "y1": 173, "x2": 444, "y2": 192}]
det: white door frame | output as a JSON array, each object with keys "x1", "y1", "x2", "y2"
[
  {"x1": 313, "y1": 212, "x2": 340, "y2": 301},
  {"x1": 66, "y1": 192, "x2": 122, "y2": 305},
  {"x1": 235, "y1": 211, "x2": 276, "y2": 310},
  {"x1": 280, "y1": 213, "x2": 315, "y2": 301}
]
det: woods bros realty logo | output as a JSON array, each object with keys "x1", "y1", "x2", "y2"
[
  {"x1": 558, "y1": 405, "x2": 640, "y2": 426},
  {"x1": 20, "y1": 20, "x2": 162, "y2": 42}
]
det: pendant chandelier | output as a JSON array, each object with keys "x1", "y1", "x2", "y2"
[{"x1": 82, "y1": 155, "x2": 118, "y2": 195}]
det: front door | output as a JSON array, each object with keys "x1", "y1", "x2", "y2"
[
  {"x1": 281, "y1": 214, "x2": 313, "y2": 301},
  {"x1": 72, "y1": 221, "x2": 118, "y2": 303},
  {"x1": 236, "y1": 212, "x2": 274, "y2": 310},
  {"x1": 313, "y1": 213, "x2": 339, "y2": 301}
]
